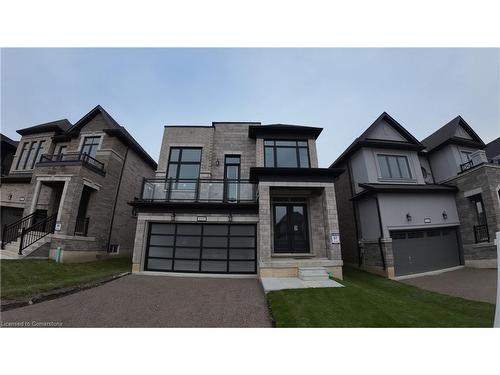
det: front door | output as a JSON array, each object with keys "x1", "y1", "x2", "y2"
[{"x1": 273, "y1": 203, "x2": 309, "y2": 253}]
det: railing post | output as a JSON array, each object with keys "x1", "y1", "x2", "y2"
[
  {"x1": 18, "y1": 227, "x2": 26, "y2": 255},
  {"x1": 1, "y1": 224, "x2": 6, "y2": 249},
  {"x1": 195, "y1": 178, "x2": 200, "y2": 202},
  {"x1": 167, "y1": 178, "x2": 173, "y2": 202}
]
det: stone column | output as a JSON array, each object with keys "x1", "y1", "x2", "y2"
[{"x1": 258, "y1": 184, "x2": 271, "y2": 264}]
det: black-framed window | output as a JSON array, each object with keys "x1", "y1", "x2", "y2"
[
  {"x1": 55, "y1": 144, "x2": 67, "y2": 156},
  {"x1": 80, "y1": 136, "x2": 101, "y2": 158},
  {"x1": 167, "y1": 147, "x2": 202, "y2": 189},
  {"x1": 15, "y1": 142, "x2": 29, "y2": 170},
  {"x1": 23, "y1": 141, "x2": 37, "y2": 170},
  {"x1": 30, "y1": 140, "x2": 45, "y2": 169},
  {"x1": 470, "y1": 194, "x2": 486, "y2": 226},
  {"x1": 377, "y1": 154, "x2": 412, "y2": 179},
  {"x1": 264, "y1": 140, "x2": 310, "y2": 168}
]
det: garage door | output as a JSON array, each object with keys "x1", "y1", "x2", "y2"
[
  {"x1": 391, "y1": 227, "x2": 461, "y2": 277},
  {"x1": 145, "y1": 223, "x2": 257, "y2": 274}
]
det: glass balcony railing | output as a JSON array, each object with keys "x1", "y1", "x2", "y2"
[{"x1": 140, "y1": 178, "x2": 258, "y2": 203}]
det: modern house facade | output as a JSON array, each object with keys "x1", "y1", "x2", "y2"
[
  {"x1": 0, "y1": 105, "x2": 157, "y2": 262},
  {"x1": 130, "y1": 122, "x2": 344, "y2": 278},
  {"x1": 332, "y1": 112, "x2": 499, "y2": 278}
]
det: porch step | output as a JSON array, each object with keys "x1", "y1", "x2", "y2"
[
  {"x1": 0, "y1": 236, "x2": 52, "y2": 260},
  {"x1": 298, "y1": 267, "x2": 330, "y2": 281}
]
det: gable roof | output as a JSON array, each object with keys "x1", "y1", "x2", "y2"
[
  {"x1": 485, "y1": 137, "x2": 500, "y2": 159},
  {"x1": 330, "y1": 112, "x2": 424, "y2": 168},
  {"x1": 421, "y1": 115, "x2": 485, "y2": 153},
  {"x1": 65, "y1": 105, "x2": 121, "y2": 135},
  {"x1": 0, "y1": 133, "x2": 19, "y2": 149},
  {"x1": 248, "y1": 123, "x2": 323, "y2": 139},
  {"x1": 17, "y1": 119, "x2": 72, "y2": 136}
]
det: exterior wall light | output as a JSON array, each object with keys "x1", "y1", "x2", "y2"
[
  {"x1": 442, "y1": 211, "x2": 448, "y2": 220},
  {"x1": 406, "y1": 213, "x2": 412, "y2": 222},
  {"x1": 215, "y1": 159, "x2": 220, "y2": 166}
]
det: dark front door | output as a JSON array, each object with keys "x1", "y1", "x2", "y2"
[
  {"x1": 224, "y1": 155, "x2": 240, "y2": 202},
  {"x1": 273, "y1": 204, "x2": 309, "y2": 253}
]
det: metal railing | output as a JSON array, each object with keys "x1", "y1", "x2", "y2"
[
  {"x1": 1, "y1": 211, "x2": 46, "y2": 249},
  {"x1": 459, "y1": 160, "x2": 474, "y2": 172},
  {"x1": 18, "y1": 214, "x2": 57, "y2": 254},
  {"x1": 140, "y1": 178, "x2": 258, "y2": 203},
  {"x1": 473, "y1": 224, "x2": 490, "y2": 243},
  {"x1": 74, "y1": 217, "x2": 90, "y2": 236},
  {"x1": 38, "y1": 152, "x2": 105, "y2": 173}
]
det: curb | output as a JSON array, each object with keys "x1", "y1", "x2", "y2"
[{"x1": 1, "y1": 272, "x2": 131, "y2": 312}]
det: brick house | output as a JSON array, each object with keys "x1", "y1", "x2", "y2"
[
  {"x1": 0, "y1": 105, "x2": 157, "y2": 261},
  {"x1": 129, "y1": 122, "x2": 344, "y2": 278},
  {"x1": 332, "y1": 112, "x2": 499, "y2": 278}
]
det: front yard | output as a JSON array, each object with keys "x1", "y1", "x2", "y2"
[
  {"x1": 267, "y1": 267, "x2": 495, "y2": 327},
  {"x1": 1, "y1": 258, "x2": 131, "y2": 300}
]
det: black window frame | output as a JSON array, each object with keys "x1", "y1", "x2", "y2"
[
  {"x1": 30, "y1": 140, "x2": 46, "y2": 169},
  {"x1": 80, "y1": 136, "x2": 101, "y2": 158},
  {"x1": 224, "y1": 154, "x2": 241, "y2": 202},
  {"x1": 22, "y1": 141, "x2": 37, "y2": 170},
  {"x1": 166, "y1": 147, "x2": 203, "y2": 189},
  {"x1": 264, "y1": 139, "x2": 310, "y2": 168},
  {"x1": 15, "y1": 142, "x2": 29, "y2": 170},
  {"x1": 144, "y1": 223, "x2": 257, "y2": 274},
  {"x1": 377, "y1": 154, "x2": 412, "y2": 179}
]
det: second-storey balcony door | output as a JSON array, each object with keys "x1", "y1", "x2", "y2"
[{"x1": 224, "y1": 155, "x2": 240, "y2": 202}]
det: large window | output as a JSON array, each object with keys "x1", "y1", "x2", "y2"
[
  {"x1": 15, "y1": 142, "x2": 29, "y2": 170},
  {"x1": 377, "y1": 154, "x2": 412, "y2": 179},
  {"x1": 264, "y1": 140, "x2": 310, "y2": 168},
  {"x1": 30, "y1": 140, "x2": 45, "y2": 169},
  {"x1": 80, "y1": 136, "x2": 101, "y2": 158},
  {"x1": 15, "y1": 140, "x2": 46, "y2": 171},
  {"x1": 167, "y1": 147, "x2": 202, "y2": 189}
]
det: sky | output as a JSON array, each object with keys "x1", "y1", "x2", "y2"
[{"x1": 1, "y1": 48, "x2": 499, "y2": 166}]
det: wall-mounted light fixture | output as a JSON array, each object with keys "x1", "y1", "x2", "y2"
[
  {"x1": 228, "y1": 213, "x2": 233, "y2": 222},
  {"x1": 442, "y1": 211, "x2": 448, "y2": 220},
  {"x1": 215, "y1": 159, "x2": 220, "y2": 166},
  {"x1": 406, "y1": 213, "x2": 412, "y2": 222},
  {"x1": 171, "y1": 212, "x2": 176, "y2": 222},
  {"x1": 8, "y1": 194, "x2": 12, "y2": 200}
]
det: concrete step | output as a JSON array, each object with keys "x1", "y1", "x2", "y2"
[
  {"x1": 298, "y1": 267, "x2": 330, "y2": 281},
  {"x1": 0, "y1": 236, "x2": 52, "y2": 260}
]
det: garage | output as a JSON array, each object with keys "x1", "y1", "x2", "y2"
[
  {"x1": 0, "y1": 206, "x2": 24, "y2": 229},
  {"x1": 145, "y1": 223, "x2": 257, "y2": 274},
  {"x1": 391, "y1": 227, "x2": 461, "y2": 277}
]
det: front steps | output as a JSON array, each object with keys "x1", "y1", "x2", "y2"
[
  {"x1": 0, "y1": 235, "x2": 52, "y2": 260},
  {"x1": 298, "y1": 267, "x2": 330, "y2": 281}
]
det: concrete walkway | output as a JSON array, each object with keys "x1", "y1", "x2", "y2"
[
  {"x1": 400, "y1": 268, "x2": 497, "y2": 304},
  {"x1": 0, "y1": 275, "x2": 273, "y2": 327}
]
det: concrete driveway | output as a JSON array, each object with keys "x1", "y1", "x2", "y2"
[
  {"x1": 400, "y1": 268, "x2": 497, "y2": 304},
  {"x1": 0, "y1": 275, "x2": 273, "y2": 327}
]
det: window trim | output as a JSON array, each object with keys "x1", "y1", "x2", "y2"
[
  {"x1": 376, "y1": 153, "x2": 413, "y2": 180},
  {"x1": 264, "y1": 139, "x2": 310, "y2": 168}
]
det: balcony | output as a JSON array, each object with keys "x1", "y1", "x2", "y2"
[
  {"x1": 140, "y1": 178, "x2": 258, "y2": 203},
  {"x1": 37, "y1": 153, "x2": 105, "y2": 175}
]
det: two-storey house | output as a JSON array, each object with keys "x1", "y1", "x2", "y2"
[
  {"x1": 129, "y1": 122, "x2": 344, "y2": 279},
  {"x1": 331, "y1": 113, "x2": 461, "y2": 278},
  {"x1": 422, "y1": 117, "x2": 499, "y2": 269},
  {"x1": 0, "y1": 105, "x2": 157, "y2": 261}
]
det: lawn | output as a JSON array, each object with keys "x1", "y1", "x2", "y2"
[
  {"x1": 1, "y1": 257, "x2": 131, "y2": 300},
  {"x1": 267, "y1": 267, "x2": 495, "y2": 327}
]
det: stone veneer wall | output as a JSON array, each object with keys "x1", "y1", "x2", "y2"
[{"x1": 447, "y1": 164, "x2": 500, "y2": 268}]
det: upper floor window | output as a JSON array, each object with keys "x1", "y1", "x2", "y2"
[
  {"x1": 15, "y1": 140, "x2": 46, "y2": 171},
  {"x1": 460, "y1": 150, "x2": 472, "y2": 163},
  {"x1": 80, "y1": 136, "x2": 101, "y2": 158},
  {"x1": 377, "y1": 154, "x2": 412, "y2": 179},
  {"x1": 264, "y1": 140, "x2": 310, "y2": 168},
  {"x1": 167, "y1": 147, "x2": 202, "y2": 188}
]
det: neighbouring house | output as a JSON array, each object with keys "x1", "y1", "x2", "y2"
[
  {"x1": 485, "y1": 136, "x2": 500, "y2": 162},
  {"x1": 0, "y1": 105, "x2": 157, "y2": 261},
  {"x1": 332, "y1": 112, "x2": 499, "y2": 278},
  {"x1": 1, "y1": 134, "x2": 19, "y2": 177},
  {"x1": 331, "y1": 112, "x2": 461, "y2": 278},
  {"x1": 422, "y1": 117, "x2": 499, "y2": 269},
  {"x1": 129, "y1": 122, "x2": 344, "y2": 278}
]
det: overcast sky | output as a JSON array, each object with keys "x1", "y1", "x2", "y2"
[{"x1": 1, "y1": 48, "x2": 499, "y2": 166}]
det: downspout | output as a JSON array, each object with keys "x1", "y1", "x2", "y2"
[
  {"x1": 107, "y1": 146, "x2": 129, "y2": 251},
  {"x1": 346, "y1": 160, "x2": 362, "y2": 266},
  {"x1": 374, "y1": 194, "x2": 386, "y2": 270}
]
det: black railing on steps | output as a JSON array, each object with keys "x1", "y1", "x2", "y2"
[
  {"x1": 1, "y1": 211, "x2": 46, "y2": 249},
  {"x1": 18, "y1": 214, "x2": 57, "y2": 255}
]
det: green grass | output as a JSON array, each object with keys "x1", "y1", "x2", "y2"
[
  {"x1": 267, "y1": 267, "x2": 495, "y2": 327},
  {"x1": 1, "y1": 257, "x2": 131, "y2": 299}
]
